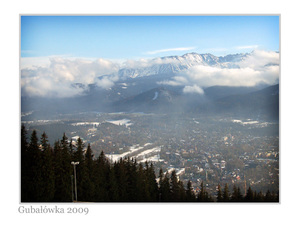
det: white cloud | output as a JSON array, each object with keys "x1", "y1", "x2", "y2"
[
  {"x1": 184, "y1": 65, "x2": 278, "y2": 87},
  {"x1": 122, "y1": 58, "x2": 152, "y2": 68},
  {"x1": 237, "y1": 49, "x2": 279, "y2": 69},
  {"x1": 161, "y1": 50, "x2": 279, "y2": 89},
  {"x1": 183, "y1": 85, "x2": 204, "y2": 95},
  {"x1": 21, "y1": 57, "x2": 120, "y2": 98},
  {"x1": 158, "y1": 76, "x2": 189, "y2": 86},
  {"x1": 95, "y1": 75, "x2": 119, "y2": 89},
  {"x1": 21, "y1": 57, "x2": 51, "y2": 69},
  {"x1": 145, "y1": 47, "x2": 196, "y2": 55}
]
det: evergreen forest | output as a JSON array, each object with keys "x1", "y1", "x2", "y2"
[{"x1": 21, "y1": 125, "x2": 279, "y2": 202}]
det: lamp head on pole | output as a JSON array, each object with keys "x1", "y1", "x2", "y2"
[{"x1": 71, "y1": 161, "x2": 79, "y2": 165}]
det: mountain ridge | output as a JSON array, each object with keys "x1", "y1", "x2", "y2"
[{"x1": 117, "y1": 52, "x2": 249, "y2": 79}]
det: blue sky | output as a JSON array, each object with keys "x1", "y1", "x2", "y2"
[{"x1": 21, "y1": 15, "x2": 279, "y2": 59}]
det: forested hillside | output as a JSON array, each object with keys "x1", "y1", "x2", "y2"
[{"x1": 21, "y1": 125, "x2": 278, "y2": 202}]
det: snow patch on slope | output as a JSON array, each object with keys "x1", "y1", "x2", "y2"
[{"x1": 152, "y1": 91, "x2": 159, "y2": 100}]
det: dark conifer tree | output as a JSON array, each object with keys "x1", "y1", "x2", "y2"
[
  {"x1": 85, "y1": 144, "x2": 94, "y2": 172},
  {"x1": 158, "y1": 168, "x2": 164, "y2": 201},
  {"x1": 108, "y1": 164, "x2": 119, "y2": 201},
  {"x1": 136, "y1": 162, "x2": 148, "y2": 201},
  {"x1": 205, "y1": 192, "x2": 214, "y2": 202},
  {"x1": 186, "y1": 180, "x2": 196, "y2": 202},
  {"x1": 40, "y1": 132, "x2": 55, "y2": 201},
  {"x1": 223, "y1": 183, "x2": 230, "y2": 202},
  {"x1": 217, "y1": 184, "x2": 223, "y2": 202},
  {"x1": 231, "y1": 184, "x2": 238, "y2": 201},
  {"x1": 40, "y1": 132, "x2": 48, "y2": 151},
  {"x1": 245, "y1": 186, "x2": 254, "y2": 202},
  {"x1": 53, "y1": 134, "x2": 72, "y2": 202},
  {"x1": 142, "y1": 162, "x2": 152, "y2": 201},
  {"x1": 256, "y1": 191, "x2": 264, "y2": 202},
  {"x1": 146, "y1": 163, "x2": 159, "y2": 201},
  {"x1": 126, "y1": 158, "x2": 139, "y2": 201},
  {"x1": 94, "y1": 151, "x2": 110, "y2": 201},
  {"x1": 237, "y1": 187, "x2": 243, "y2": 201},
  {"x1": 69, "y1": 138, "x2": 74, "y2": 159},
  {"x1": 197, "y1": 181, "x2": 210, "y2": 202},
  {"x1": 73, "y1": 137, "x2": 84, "y2": 163},
  {"x1": 177, "y1": 180, "x2": 187, "y2": 201},
  {"x1": 27, "y1": 130, "x2": 43, "y2": 201},
  {"x1": 61, "y1": 134, "x2": 72, "y2": 201},
  {"x1": 53, "y1": 141, "x2": 61, "y2": 201},
  {"x1": 21, "y1": 124, "x2": 30, "y2": 202},
  {"x1": 53, "y1": 140, "x2": 63, "y2": 201},
  {"x1": 21, "y1": 124, "x2": 28, "y2": 149},
  {"x1": 231, "y1": 184, "x2": 243, "y2": 202},
  {"x1": 265, "y1": 190, "x2": 273, "y2": 202},
  {"x1": 160, "y1": 171, "x2": 171, "y2": 201},
  {"x1": 74, "y1": 137, "x2": 85, "y2": 201},
  {"x1": 170, "y1": 170, "x2": 180, "y2": 201},
  {"x1": 253, "y1": 190, "x2": 258, "y2": 202},
  {"x1": 81, "y1": 143, "x2": 95, "y2": 202},
  {"x1": 114, "y1": 158, "x2": 129, "y2": 201}
]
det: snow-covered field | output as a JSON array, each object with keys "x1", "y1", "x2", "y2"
[
  {"x1": 166, "y1": 167, "x2": 185, "y2": 176},
  {"x1": 71, "y1": 122, "x2": 100, "y2": 126},
  {"x1": 21, "y1": 119, "x2": 62, "y2": 124},
  {"x1": 232, "y1": 119, "x2": 259, "y2": 125},
  {"x1": 193, "y1": 118, "x2": 200, "y2": 124},
  {"x1": 231, "y1": 119, "x2": 274, "y2": 128},
  {"x1": 108, "y1": 144, "x2": 163, "y2": 163},
  {"x1": 135, "y1": 146, "x2": 161, "y2": 158},
  {"x1": 106, "y1": 119, "x2": 132, "y2": 127},
  {"x1": 108, "y1": 144, "x2": 146, "y2": 162},
  {"x1": 70, "y1": 119, "x2": 132, "y2": 127},
  {"x1": 21, "y1": 111, "x2": 34, "y2": 117},
  {"x1": 139, "y1": 154, "x2": 163, "y2": 163}
]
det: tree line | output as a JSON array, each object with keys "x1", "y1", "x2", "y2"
[{"x1": 21, "y1": 125, "x2": 278, "y2": 202}]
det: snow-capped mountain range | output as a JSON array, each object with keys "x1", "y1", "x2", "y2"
[{"x1": 117, "y1": 52, "x2": 248, "y2": 78}]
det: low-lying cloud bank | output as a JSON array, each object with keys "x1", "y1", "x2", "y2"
[
  {"x1": 21, "y1": 57, "x2": 120, "y2": 98},
  {"x1": 21, "y1": 50, "x2": 279, "y2": 98}
]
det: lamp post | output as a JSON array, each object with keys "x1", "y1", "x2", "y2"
[
  {"x1": 71, "y1": 175, "x2": 74, "y2": 202},
  {"x1": 71, "y1": 161, "x2": 79, "y2": 202}
]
